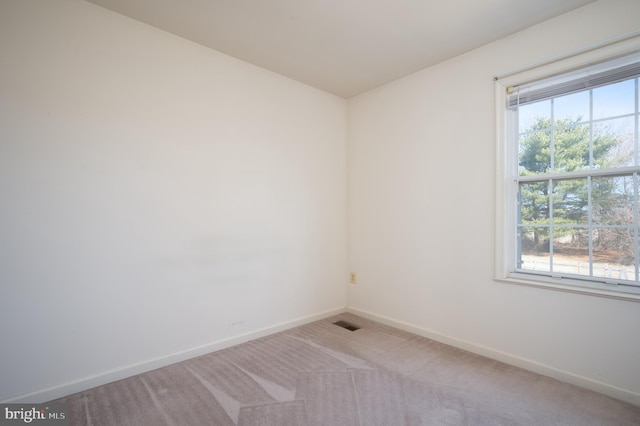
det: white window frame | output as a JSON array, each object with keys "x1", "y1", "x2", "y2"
[{"x1": 495, "y1": 34, "x2": 640, "y2": 301}]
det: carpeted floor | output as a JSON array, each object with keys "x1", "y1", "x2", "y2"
[{"x1": 54, "y1": 313, "x2": 640, "y2": 425}]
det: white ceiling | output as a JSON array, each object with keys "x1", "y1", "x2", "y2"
[{"x1": 86, "y1": 0, "x2": 596, "y2": 98}]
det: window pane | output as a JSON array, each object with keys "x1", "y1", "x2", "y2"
[
  {"x1": 519, "y1": 100, "x2": 551, "y2": 132},
  {"x1": 592, "y1": 175, "x2": 635, "y2": 225},
  {"x1": 519, "y1": 131, "x2": 551, "y2": 175},
  {"x1": 552, "y1": 227, "x2": 589, "y2": 276},
  {"x1": 553, "y1": 123, "x2": 590, "y2": 172},
  {"x1": 518, "y1": 226, "x2": 550, "y2": 273},
  {"x1": 593, "y1": 79, "x2": 635, "y2": 120},
  {"x1": 593, "y1": 117, "x2": 635, "y2": 168},
  {"x1": 507, "y1": 56, "x2": 640, "y2": 289},
  {"x1": 592, "y1": 227, "x2": 636, "y2": 281},
  {"x1": 554, "y1": 91, "x2": 589, "y2": 124},
  {"x1": 552, "y1": 178, "x2": 588, "y2": 225},
  {"x1": 519, "y1": 182, "x2": 549, "y2": 224}
]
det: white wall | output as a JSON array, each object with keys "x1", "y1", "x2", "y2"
[
  {"x1": 348, "y1": 0, "x2": 640, "y2": 404},
  {"x1": 0, "y1": 0, "x2": 347, "y2": 402},
  {"x1": 3, "y1": 0, "x2": 640, "y2": 407}
]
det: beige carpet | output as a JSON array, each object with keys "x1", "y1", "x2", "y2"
[{"x1": 54, "y1": 313, "x2": 640, "y2": 425}]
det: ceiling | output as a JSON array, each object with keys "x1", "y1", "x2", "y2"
[{"x1": 86, "y1": 0, "x2": 597, "y2": 98}]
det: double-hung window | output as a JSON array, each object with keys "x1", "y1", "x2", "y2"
[{"x1": 496, "y1": 39, "x2": 640, "y2": 299}]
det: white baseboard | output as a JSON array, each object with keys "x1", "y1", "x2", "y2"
[
  {"x1": 2, "y1": 306, "x2": 346, "y2": 404},
  {"x1": 347, "y1": 306, "x2": 640, "y2": 407},
  {"x1": 11, "y1": 304, "x2": 638, "y2": 407}
]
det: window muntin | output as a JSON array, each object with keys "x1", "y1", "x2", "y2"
[{"x1": 508, "y1": 55, "x2": 640, "y2": 289}]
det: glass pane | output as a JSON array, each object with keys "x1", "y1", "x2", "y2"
[
  {"x1": 554, "y1": 91, "x2": 589, "y2": 124},
  {"x1": 593, "y1": 79, "x2": 635, "y2": 120},
  {"x1": 552, "y1": 227, "x2": 589, "y2": 276},
  {"x1": 553, "y1": 123, "x2": 590, "y2": 172},
  {"x1": 552, "y1": 178, "x2": 588, "y2": 225},
  {"x1": 592, "y1": 227, "x2": 636, "y2": 281},
  {"x1": 519, "y1": 99, "x2": 551, "y2": 132},
  {"x1": 592, "y1": 175, "x2": 635, "y2": 225},
  {"x1": 519, "y1": 131, "x2": 551, "y2": 175},
  {"x1": 518, "y1": 225, "x2": 550, "y2": 273},
  {"x1": 593, "y1": 117, "x2": 635, "y2": 168},
  {"x1": 519, "y1": 182, "x2": 549, "y2": 224}
]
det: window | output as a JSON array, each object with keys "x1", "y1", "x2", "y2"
[{"x1": 496, "y1": 38, "x2": 640, "y2": 299}]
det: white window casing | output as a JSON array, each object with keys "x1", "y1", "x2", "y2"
[{"x1": 495, "y1": 32, "x2": 640, "y2": 301}]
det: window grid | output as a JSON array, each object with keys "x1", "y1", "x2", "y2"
[
  {"x1": 515, "y1": 77, "x2": 640, "y2": 287},
  {"x1": 635, "y1": 77, "x2": 640, "y2": 282}
]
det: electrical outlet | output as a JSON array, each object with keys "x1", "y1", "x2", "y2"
[{"x1": 350, "y1": 272, "x2": 357, "y2": 284}]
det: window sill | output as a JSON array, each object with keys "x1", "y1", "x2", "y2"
[{"x1": 494, "y1": 273, "x2": 640, "y2": 302}]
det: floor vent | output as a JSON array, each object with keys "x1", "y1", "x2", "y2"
[{"x1": 333, "y1": 320, "x2": 360, "y2": 331}]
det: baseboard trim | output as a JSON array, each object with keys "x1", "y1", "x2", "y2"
[
  {"x1": 347, "y1": 306, "x2": 640, "y2": 407},
  {"x1": 2, "y1": 306, "x2": 346, "y2": 404}
]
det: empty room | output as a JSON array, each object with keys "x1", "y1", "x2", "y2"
[{"x1": 1, "y1": 0, "x2": 640, "y2": 424}]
